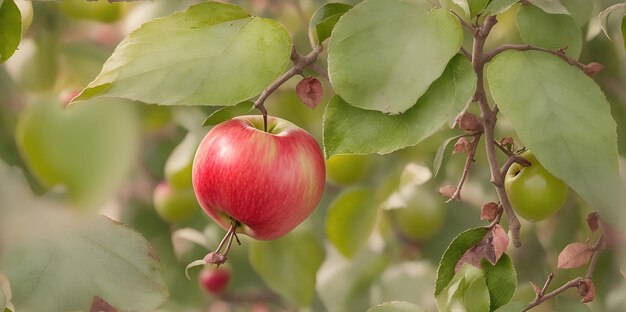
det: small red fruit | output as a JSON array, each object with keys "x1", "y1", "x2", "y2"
[
  {"x1": 199, "y1": 268, "x2": 230, "y2": 294},
  {"x1": 192, "y1": 115, "x2": 325, "y2": 240}
]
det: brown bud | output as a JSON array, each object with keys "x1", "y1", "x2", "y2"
[
  {"x1": 439, "y1": 185, "x2": 457, "y2": 198},
  {"x1": 296, "y1": 76, "x2": 323, "y2": 109},
  {"x1": 204, "y1": 252, "x2": 227, "y2": 265},
  {"x1": 578, "y1": 279, "x2": 595, "y2": 303},
  {"x1": 583, "y1": 62, "x2": 604, "y2": 77},
  {"x1": 455, "y1": 112, "x2": 481, "y2": 132},
  {"x1": 481, "y1": 202, "x2": 500, "y2": 221},
  {"x1": 453, "y1": 137, "x2": 471, "y2": 154},
  {"x1": 586, "y1": 212, "x2": 599, "y2": 233},
  {"x1": 500, "y1": 137, "x2": 514, "y2": 151}
]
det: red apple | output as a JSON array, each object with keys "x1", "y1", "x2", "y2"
[
  {"x1": 199, "y1": 267, "x2": 230, "y2": 294},
  {"x1": 192, "y1": 115, "x2": 325, "y2": 240}
]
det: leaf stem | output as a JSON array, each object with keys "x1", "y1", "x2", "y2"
[{"x1": 447, "y1": 131, "x2": 482, "y2": 202}]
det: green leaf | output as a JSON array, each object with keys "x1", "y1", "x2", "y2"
[
  {"x1": 249, "y1": 229, "x2": 325, "y2": 307},
  {"x1": 202, "y1": 101, "x2": 254, "y2": 127},
  {"x1": 483, "y1": 0, "x2": 519, "y2": 16},
  {"x1": 371, "y1": 261, "x2": 437, "y2": 308},
  {"x1": 328, "y1": 0, "x2": 463, "y2": 114},
  {"x1": 598, "y1": 3, "x2": 626, "y2": 39},
  {"x1": 0, "y1": 204, "x2": 168, "y2": 312},
  {"x1": 439, "y1": 0, "x2": 470, "y2": 20},
  {"x1": 487, "y1": 51, "x2": 621, "y2": 217},
  {"x1": 516, "y1": 4, "x2": 581, "y2": 58},
  {"x1": 317, "y1": 249, "x2": 389, "y2": 312},
  {"x1": 494, "y1": 302, "x2": 526, "y2": 312},
  {"x1": 433, "y1": 134, "x2": 466, "y2": 177},
  {"x1": 436, "y1": 264, "x2": 490, "y2": 312},
  {"x1": 528, "y1": 0, "x2": 570, "y2": 15},
  {"x1": 0, "y1": 0, "x2": 21, "y2": 63},
  {"x1": 326, "y1": 188, "x2": 378, "y2": 258},
  {"x1": 368, "y1": 301, "x2": 427, "y2": 312},
  {"x1": 323, "y1": 55, "x2": 475, "y2": 157},
  {"x1": 73, "y1": 2, "x2": 291, "y2": 106},
  {"x1": 310, "y1": 3, "x2": 352, "y2": 44},
  {"x1": 482, "y1": 254, "x2": 517, "y2": 311},
  {"x1": 560, "y1": 0, "x2": 593, "y2": 27},
  {"x1": 622, "y1": 17, "x2": 626, "y2": 51},
  {"x1": 435, "y1": 227, "x2": 489, "y2": 296}
]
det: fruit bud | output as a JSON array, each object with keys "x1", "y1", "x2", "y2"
[
  {"x1": 438, "y1": 185, "x2": 457, "y2": 198},
  {"x1": 583, "y1": 62, "x2": 604, "y2": 77}
]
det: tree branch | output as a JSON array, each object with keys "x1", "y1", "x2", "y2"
[
  {"x1": 447, "y1": 132, "x2": 482, "y2": 202},
  {"x1": 484, "y1": 44, "x2": 586, "y2": 70},
  {"x1": 498, "y1": 154, "x2": 531, "y2": 185}
]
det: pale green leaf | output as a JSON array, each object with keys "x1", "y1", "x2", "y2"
[
  {"x1": 528, "y1": 0, "x2": 570, "y2": 15},
  {"x1": 493, "y1": 302, "x2": 525, "y2": 312},
  {"x1": 482, "y1": 255, "x2": 517, "y2": 311},
  {"x1": 435, "y1": 227, "x2": 489, "y2": 296},
  {"x1": 436, "y1": 264, "x2": 490, "y2": 312},
  {"x1": 0, "y1": 0, "x2": 21, "y2": 63},
  {"x1": 598, "y1": 2, "x2": 626, "y2": 39},
  {"x1": 469, "y1": 0, "x2": 490, "y2": 17},
  {"x1": 622, "y1": 17, "x2": 626, "y2": 51},
  {"x1": 439, "y1": 0, "x2": 470, "y2": 19},
  {"x1": 487, "y1": 51, "x2": 621, "y2": 217},
  {"x1": 328, "y1": 0, "x2": 463, "y2": 114},
  {"x1": 517, "y1": 4, "x2": 581, "y2": 58},
  {"x1": 164, "y1": 131, "x2": 204, "y2": 189},
  {"x1": 433, "y1": 134, "x2": 466, "y2": 177},
  {"x1": 317, "y1": 249, "x2": 389, "y2": 312},
  {"x1": 483, "y1": 0, "x2": 519, "y2": 16},
  {"x1": 368, "y1": 301, "x2": 427, "y2": 312},
  {"x1": 249, "y1": 229, "x2": 324, "y2": 307},
  {"x1": 371, "y1": 261, "x2": 437, "y2": 309},
  {"x1": 310, "y1": 3, "x2": 353, "y2": 43},
  {"x1": 73, "y1": 2, "x2": 291, "y2": 106},
  {"x1": 323, "y1": 55, "x2": 475, "y2": 157},
  {"x1": 560, "y1": 0, "x2": 593, "y2": 26},
  {"x1": 202, "y1": 101, "x2": 254, "y2": 127},
  {"x1": 326, "y1": 188, "x2": 378, "y2": 258}
]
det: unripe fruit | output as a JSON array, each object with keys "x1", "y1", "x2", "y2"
[
  {"x1": 153, "y1": 182, "x2": 199, "y2": 223},
  {"x1": 505, "y1": 150, "x2": 568, "y2": 222},
  {"x1": 326, "y1": 154, "x2": 370, "y2": 185},
  {"x1": 199, "y1": 268, "x2": 230, "y2": 294}
]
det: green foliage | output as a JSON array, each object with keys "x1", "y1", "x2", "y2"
[
  {"x1": 326, "y1": 188, "x2": 378, "y2": 258},
  {"x1": 74, "y1": 2, "x2": 292, "y2": 107},
  {"x1": 440, "y1": 0, "x2": 489, "y2": 19},
  {"x1": 528, "y1": 0, "x2": 570, "y2": 15},
  {"x1": 435, "y1": 227, "x2": 489, "y2": 296},
  {"x1": 487, "y1": 51, "x2": 622, "y2": 217},
  {"x1": 494, "y1": 302, "x2": 526, "y2": 312},
  {"x1": 483, "y1": 0, "x2": 519, "y2": 16},
  {"x1": 164, "y1": 132, "x2": 203, "y2": 189},
  {"x1": 367, "y1": 301, "x2": 426, "y2": 312},
  {"x1": 482, "y1": 255, "x2": 517, "y2": 311},
  {"x1": 0, "y1": 0, "x2": 21, "y2": 63},
  {"x1": 309, "y1": 3, "x2": 352, "y2": 44},
  {"x1": 249, "y1": 229, "x2": 324, "y2": 307},
  {"x1": 323, "y1": 55, "x2": 475, "y2": 157},
  {"x1": 599, "y1": 2, "x2": 626, "y2": 40},
  {"x1": 436, "y1": 264, "x2": 490, "y2": 312},
  {"x1": 60, "y1": 0, "x2": 122, "y2": 23},
  {"x1": 328, "y1": 0, "x2": 463, "y2": 114},
  {"x1": 15, "y1": 98, "x2": 140, "y2": 208},
  {"x1": 202, "y1": 101, "x2": 254, "y2": 127},
  {"x1": 560, "y1": 0, "x2": 593, "y2": 27},
  {"x1": 516, "y1": 4, "x2": 581, "y2": 58},
  {"x1": 370, "y1": 261, "x2": 437, "y2": 308}
]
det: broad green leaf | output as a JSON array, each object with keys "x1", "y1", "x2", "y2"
[
  {"x1": 598, "y1": 2, "x2": 626, "y2": 38},
  {"x1": 435, "y1": 227, "x2": 489, "y2": 296},
  {"x1": 560, "y1": 0, "x2": 593, "y2": 26},
  {"x1": 517, "y1": 5, "x2": 581, "y2": 58},
  {"x1": 368, "y1": 301, "x2": 427, "y2": 312},
  {"x1": 202, "y1": 101, "x2": 254, "y2": 127},
  {"x1": 439, "y1": 0, "x2": 470, "y2": 19},
  {"x1": 0, "y1": 0, "x2": 21, "y2": 63},
  {"x1": 487, "y1": 51, "x2": 621, "y2": 218},
  {"x1": 0, "y1": 178, "x2": 168, "y2": 312},
  {"x1": 326, "y1": 188, "x2": 378, "y2": 258},
  {"x1": 73, "y1": 2, "x2": 292, "y2": 106},
  {"x1": 15, "y1": 98, "x2": 140, "y2": 208},
  {"x1": 482, "y1": 255, "x2": 517, "y2": 311},
  {"x1": 328, "y1": 0, "x2": 463, "y2": 114},
  {"x1": 483, "y1": 0, "x2": 519, "y2": 16},
  {"x1": 317, "y1": 249, "x2": 389, "y2": 312},
  {"x1": 310, "y1": 3, "x2": 352, "y2": 44},
  {"x1": 494, "y1": 302, "x2": 526, "y2": 312},
  {"x1": 436, "y1": 264, "x2": 490, "y2": 312},
  {"x1": 249, "y1": 229, "x2": 324, "y2": 307},
  {"x1": 323, "y1": 55, "x2": 475, "y2": 157},
  {"x1": 528, "y1": 0, "x2": 569, "y2": 15}
]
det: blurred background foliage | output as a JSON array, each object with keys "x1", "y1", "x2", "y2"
[{"x1": 0, "y1": 0, "x2": 626, "y2": 311}]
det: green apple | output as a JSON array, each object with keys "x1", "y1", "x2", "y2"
[
  {"x1": 60, "y1": 0, "x2": 123, "y2": 23},
  {"x1": 165, "y1": 132, "x2": 202, "y2": 190},
  {"x1": 505, "y1": 150, "x2": 568, "y2": 222},
  {"x1": 153, "y1": 182, "x2": 199, "y2": 223},
  {"x1": 15, "y1": 98, "x2": 140, "y2": 208},
  {"x1": 326, "y1": 154, "x2": 370, "y2": 185}
]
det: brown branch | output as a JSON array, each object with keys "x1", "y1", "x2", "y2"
[
  {"x1": 447, "y1": 132, "x2": 482, "y2": 202},
  {"x1": 494, "y1": 139, "x2": 513, "y2": 157},
  {"x1": 253, "y1": 45, "x2": 324, "y2": 130},
  {"x1": 450, "y1": 10, "x2": 475, "y2": 32},
  {"x1": 460, "y1": 46, "x2": 472, "y2": 61},
  {"x1": 498, "y1": 154, "x2": 531, "y2": 185},
  {"x1": 484, "y1": 44, "x2": 586, "y2": 70}
]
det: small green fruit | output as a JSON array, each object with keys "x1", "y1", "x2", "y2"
[
  {"x1": 326, "y1": 154, "x2": 370, "y2": 185},
  {"x1": 153, "y1": 182, "x2": 199, "y2": 223},
  {"x1": 505, "y1": 150, "x2": 568, "y2": 222},
  {"x1": 387, "y1": 187, "x2": 446, "y2": 241}
]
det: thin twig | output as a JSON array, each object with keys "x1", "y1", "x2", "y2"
[
  {"x1": 450, "y1": 10, "x2": 475, "y2": 31},
  {"x1": 484, "y1": 44, "x2": 586, "y2": 71},
  {"x1": 494, "y1": 139, "x2": 513, "y2": 157},
  {"x1": 460, "y1": 46, "x2": 472, "y2": 61},
  {"x1": 447, "y1": 132, "x2": 482, "y2": 202}
]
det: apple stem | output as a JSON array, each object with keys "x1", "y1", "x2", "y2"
[{"x1": 204, "y1": 219, "x2": 240, "y2": 267}]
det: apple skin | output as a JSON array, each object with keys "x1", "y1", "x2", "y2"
[
  {"x1": 153, "y1": 182, "x2": 199, "y2": 223},
  {"x1": 199, "y1": 267, "x2": 230, "y2": 294},
  {"x1": 505, "y1": 150, "x2": 568, "y2": 222},
  {"x1": 326, "y1": 154, "x2": 370, "y2": 185},
  {"x1": 192, "y1": 115, "x2": 325, "y2": 240}
]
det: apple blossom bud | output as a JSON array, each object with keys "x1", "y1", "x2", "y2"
[{"x1": 456, "y1": 112, "x2": 481, "y2": 132}]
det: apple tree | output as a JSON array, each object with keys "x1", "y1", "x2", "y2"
[{"x1": 1, "y1": 0, "x2": 626, "y2": 311}]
